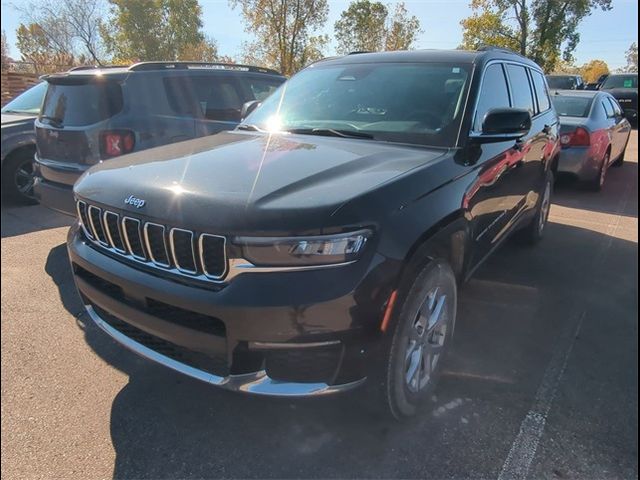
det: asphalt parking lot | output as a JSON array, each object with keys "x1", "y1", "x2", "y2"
[{"x1": 1, "y1": 132, "x2": 637, "y2": 479}]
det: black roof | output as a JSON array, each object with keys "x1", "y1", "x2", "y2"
[{"x1": 310, "y1": 47, "x2": 542, "y2": 71}]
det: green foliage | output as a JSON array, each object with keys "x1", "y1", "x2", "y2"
[
  {"x1": 16, "y1": 23, "x2": 75, "y2": 73},
  {"x1": 334, "y1": 0, "x2": 421, "y2": 54},
  {"x1": 102, "y1": 0, "x2": 209, "y2": 62},
  {"x1": 335, "y1": 1, "x2": 388, "y2": 54},
  {"x1": 624, "y1": 42, "x2": 638, "y2": 73},
  {"x1": 459, "y1": 0, "x2": 613, "y2": 72},
  {"x1": 231, "y1": 0, "x2": 329, "y2": 76}
]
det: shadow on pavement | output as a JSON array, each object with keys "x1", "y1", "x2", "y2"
[
  {"x1": 44, "y1": 216, "x2": 638, "y2": 478},
  {"x1": 1, "y1": 201, "x2": 73, "y2": 238}
]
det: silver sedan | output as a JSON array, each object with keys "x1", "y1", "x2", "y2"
[{"x1": 551, "y1": 90, "x2": 632, "y2": 191}]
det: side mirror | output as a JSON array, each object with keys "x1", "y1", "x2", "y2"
[
  {"x1": 241, "y1": 100, "x2": 261, "y2": 120},
  {"x1": 471, "y1": 108, "x2": 532, "y2": 142}
]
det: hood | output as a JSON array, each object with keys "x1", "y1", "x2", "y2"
[
  {"x1": 1, "y1": 113, "x2": 36, "y2": 128},
  {"x1": 75, "y1": 131, "x2": 448, "y2": 234}
]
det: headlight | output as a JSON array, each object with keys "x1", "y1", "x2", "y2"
[{"x1": 233, "y1": 229, "x2": 371, "y2": 267}]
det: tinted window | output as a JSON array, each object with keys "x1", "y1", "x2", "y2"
[
  {"x1": 607, "y1": 97, "x2": 623, "y2": 116},
  {"x1": 602, "y1": 74, "x2": 638, "y2": 89},
  {"x1": 164, "y1": 76, "x2": 244, "y2": 122},
  {"x1": 531, "y1": 70, "x2": 551, "y2": 112},
  {"x1": 245, "y1": 77, "x2": 284, "y2": 101},
  {"x1": 473, "y1": 63, "x2": 510, "y2": 131},
  {"x1": 1, "y1": 82, "x2": 47, "y2": 115},
  {"x1": 40, "y1": 81, "x2": 123, "y2": 127},
  {"x1": 602, "y1": 99, "x2": 615, "y2": 118},
  {"x1": 546, "y1": 76, "x2": 576, "y2": 90},
  {"x1": 245, "y1": 62, "x2": 472, "y2": 148},
  {"x1": 506, "y1": 64, "x2": 535, "y2": 113},
  {"x1": 550, "y1": 95, "x2": 593, "y2": 117}
]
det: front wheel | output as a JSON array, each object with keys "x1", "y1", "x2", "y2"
[
  {"x1": 376, "y1": 259, "x2": 457, "y2": 420},
  {"x1": 2, "y1": 149, "x2": 38, "y2": 204}
]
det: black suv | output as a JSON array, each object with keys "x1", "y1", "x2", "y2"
[
  {"x1": 68, "y1": 48, "x2": 560, "y2": 418},
  {"x1": 546, "y1": 74, "x2": 586, "y2": 90},
  {"x1": 34, "y1": 62, "x2": 285, "y2": 215},
  {"x1": 600, "y1": 73, "x2": 638, "y2": 126}
]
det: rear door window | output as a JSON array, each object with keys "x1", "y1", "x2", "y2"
[
  {"x1": 164, "y1": 76, "x2": 245, "y2": 122},
  {"x1": 473, "y1": 63, "x2": 511, "y2": 131},
  {"x1": 41, "y1": 81, "x2": 123, "y2": 126},
  {"x1": 607, "y1": 97, "x2": 623, "y2": 116},
  {"x1": 506, "y1": 64, "x2": 535, "y2": 114},
  {"x1": 530, "y1": 70, "x2": 551, "y2": 113},
  {"x1": 602, "y1": 99, "x2": 615, "y2": 118}
]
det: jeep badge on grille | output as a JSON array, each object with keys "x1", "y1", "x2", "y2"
[{"x1": 124, "y1": 195, "x2": 146, "y2": 208}]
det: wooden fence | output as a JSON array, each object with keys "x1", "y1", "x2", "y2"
[{"x1": 1, "y1": 72, "x2": 41, "y2": 106}]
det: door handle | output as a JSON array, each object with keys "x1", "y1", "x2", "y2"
[{"x1": 543, "y1": 124, "x2": 552, "y2": 134}]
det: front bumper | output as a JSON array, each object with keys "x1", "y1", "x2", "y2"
[
  {"x1": 557, "y1": 147, "x2": 601, "y2": 181},
  {"x1": 68, "y1": 223, "x2": 392, "y2": 396}
]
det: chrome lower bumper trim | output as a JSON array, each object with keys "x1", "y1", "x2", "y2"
[{"x1": 85, "y1": 305, "x2": 366, "y2": 397}]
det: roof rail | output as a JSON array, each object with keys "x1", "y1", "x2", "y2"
[
  {"x1": 347, "y1": 51, "x2": 373, "y2": 55},
  {"x1": 67, "y1": 65, "x2": 128, "y2": 72},
  {"x1": 127, "y1": 61, "x2": 282, "y2": 76},
  {"x1": 477, "y1": 45, "x2": 528, "y2": 59}
]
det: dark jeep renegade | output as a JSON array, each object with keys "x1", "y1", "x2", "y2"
[{"x1": 68, "y1": 48, "x2": 559, "y2": 418}]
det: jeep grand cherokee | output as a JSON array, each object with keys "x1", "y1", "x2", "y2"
[{"x1": 68, "y1": 48, "x2": 560, "y2": 418}]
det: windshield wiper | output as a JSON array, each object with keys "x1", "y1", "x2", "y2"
[
  {"x1": 40, "y1": 115, "x2": 63, "y2": 127},
  {"x1": 236, "y1": 123, "x2": 261, "y2": 131},
  {"x1": 287, "y1": 128, "x2": 375, "y2": 140}
]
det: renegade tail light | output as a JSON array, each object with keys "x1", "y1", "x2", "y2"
[
  {"x1": 100, "y1": 130, "x2": 135, "y2": 158},
  {"x1": 234, "y1": 230, "x2": 371, "y2": 267},
  {"x1": 560, "y1": 127, "x2": 590, "y2": 147}
]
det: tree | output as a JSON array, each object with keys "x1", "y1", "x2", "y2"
[
  {"x1": 334, "y1": 1, "x2": 421, "y2": 54},
  {"x1": 385, "y1": 3, "x2": 422, "y2": 51},
  {"x1": 179, "y1": 36, "x2": 219, "y2": 62},
  {"x1": 231, "y1": 0, "x2": 329, "y2": 76},
  {"x1": 624, "y1": 42, "x2": 638, "y2": 73},
  {"x1": 335, "y1": 1, "x2": 388, "y2": 54},
  {"x1": 1, "y1": 30, "x2": 9, "y2": 70},
  {"x1": 459, "y1": 0, "x2": 613, "y2": 72},
  {"x1": 102, "y1": 0, "x2": 212, "y2": 63},
  {"x1": 579, "y1": 59, "x2": 608, "y2": 83},
  {"x1": 16, "y1": 23, "x2": 75, "y2": 73},
  {"x1": 15, "y1": 0, "x2": 108, "y2": 65}
]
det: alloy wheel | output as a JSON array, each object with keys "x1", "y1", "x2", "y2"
[
  {"x1": 538, "y1": 179, "x2": 551, "y2": 234},
  {"x1": 15, "y1": 158, "x2": 35, "y2": 198},
  {"x1": 404, "y1": 286, "x2": 448, "y2": 393}
]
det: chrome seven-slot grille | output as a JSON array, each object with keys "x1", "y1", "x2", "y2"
[{"x1": 77, "y1": 200, "x2": 227, "y2": 281}]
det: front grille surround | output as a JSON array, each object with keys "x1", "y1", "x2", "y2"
[{"x1": 77, "y1": 200, "x2": 228, "y2": 283}]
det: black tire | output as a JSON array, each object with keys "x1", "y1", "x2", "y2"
[
  {"x1": 373, "y1": 259, "x2": 457, "y2": 420},
  {"x1": 514, "y1": 169, "x2": 553, "y2": 245},
  {"x1": 2, "y1": 148, "x2": 38, "y2": 204},
  {"x1": 586, "y1": 150, "x2": 609, "y2": 192},
  {"x1": 611, "y1": 144, "x2": 626, "y2": 167}
]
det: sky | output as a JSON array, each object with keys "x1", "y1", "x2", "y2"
[{"x1": 1, "y1": 0, "x2": 637, "y2": 69}]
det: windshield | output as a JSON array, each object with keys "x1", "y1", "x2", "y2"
[
  {"x1": 551, "y1": 95, "x2": 593, "y2": 117},
  {"x1": 602, "y1": 75, "x2": 638, "y2": 89},
  {"x1": 546, "y1": 76, "x2": 577, "y2": 90},
  {"x1": 1, "y1": 82, "x2": 47, "y2": 115},
  {"x1": 243, "y1": 62, "x2": 472, "y2": 147}
]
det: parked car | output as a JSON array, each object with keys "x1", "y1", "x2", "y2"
[
  {"x1": 551, "y1": 90, "x2": 631, "y2": 190},
  {"x1": 546, "y1": 74, "x2": 586, "y2": 90},
  {"x1": 68, "y1": 48, "x2": 560, "y2": 419},
  {"x1": 1, "y1": 82, "x2": 47, "y2": 203},
  {"x1": 599, "y1": 73, "x2": 638, "y2": 126},
  {"x1": 34, "y1": 62, "x2": 286, "y2": 216}
]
